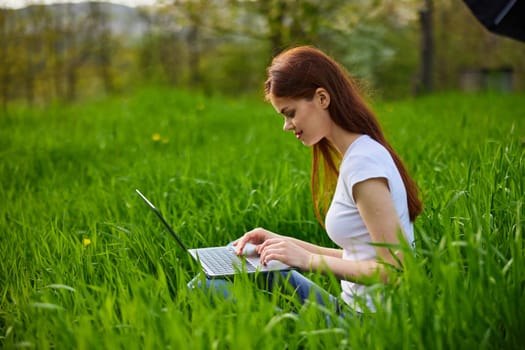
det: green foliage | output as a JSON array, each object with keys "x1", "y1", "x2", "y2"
[
  {"x1": 3, "y1": 0, "x2": 525, "y2": 107},
  {"x1": 199, "y1": 41, "x2": 270, "y2": 95},
  {"x1": 1, "y1": 88, "x2": 524, "y2": 348}
]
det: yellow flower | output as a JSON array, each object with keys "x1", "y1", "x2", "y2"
[
  {"x1": 82, "y1": 238, "x2": 91, "y2": 247},
  {"x1": 152, "y1": 133, "x2": 161, "y2": 142},
  {"x1": 161, "y1": 137, "x2": 169, "y2": 144}
]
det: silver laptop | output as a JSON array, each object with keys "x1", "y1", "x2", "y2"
[{"x1": 136, "y1": 189, "x2": 290, "y2": 278}]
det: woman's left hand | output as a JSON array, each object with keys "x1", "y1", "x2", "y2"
[{"x1": 257, "y1": 238, "x2": 313, "y2": 270}]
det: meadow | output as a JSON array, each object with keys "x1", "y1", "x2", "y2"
[{"x1": 1, "y1": 87, "x2": 524, "y2": 349}]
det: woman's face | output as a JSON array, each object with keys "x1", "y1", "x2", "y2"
[{"x1": 270, "y1": 89, "x2": 333, "y2": 147}]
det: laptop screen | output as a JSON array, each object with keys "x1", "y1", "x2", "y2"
[{"x1": 135, "y1": 189, "x2": 189, "y2": 252}]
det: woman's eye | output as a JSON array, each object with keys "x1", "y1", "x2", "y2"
[{"x1": 287, "y1": 111, "x2": 295, "y2": 118}]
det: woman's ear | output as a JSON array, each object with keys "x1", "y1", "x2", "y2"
[{"x1": 316, "y1": 88, "x2": 330, "y2": 109}]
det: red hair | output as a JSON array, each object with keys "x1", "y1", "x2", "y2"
[{"x1": 265, "y1": 46, "x2": 422, "y2": 224}]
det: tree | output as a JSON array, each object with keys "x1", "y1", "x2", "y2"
[
  {"x1": 0, "y1": 8, "x2": 13, "y2": 111},
  {"x1": 61, "y1": 3, "x2": 92, "y2": 101},
  {"x1": 17, "y1": 5, "x2": 52, "y2": 104},
  {"x1": 88, "y1": 2, "x2": 115, "y2": 94},
  {"x1": 417, "y1": 0, "x2": 434, "y2": 94},
  {"x1": 136, "y1": 4, "x2": 189, "y2": 86}
]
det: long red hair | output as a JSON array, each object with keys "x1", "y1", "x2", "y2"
[{"x1": 264, "y1": 46, "x2": 422, "y2": 224}]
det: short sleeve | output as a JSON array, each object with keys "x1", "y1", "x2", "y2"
[{"x1": 344, "y1": 150, "x2": 391, "y2": 202}]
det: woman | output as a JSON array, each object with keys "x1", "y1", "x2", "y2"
[{"x1": 194, "y1": 46, "x2": 422, "y2": 313}]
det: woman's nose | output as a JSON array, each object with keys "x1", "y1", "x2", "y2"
[{"x1": 283, "y1": 118, "x2": 294, "y2": 131}]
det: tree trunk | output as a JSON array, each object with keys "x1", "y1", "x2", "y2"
[
  {"x1": 66, "y1": 66, "x2": 77, "y2": 101},
  {"x1": 265, "y1": 0, "x2": 287, "y2": 57},
  {"x1": 417, "y1": 0, "x2": 434, "y2": 95},
  {"x1": 187, "y1": 23, "x2": 201, "y2": 86},
  {"x1": 1, "y1": 70, "x2": 8, "y2": 113},
  {"x1": 0, "y1": 9, "x2": 9, "y2": 112}
]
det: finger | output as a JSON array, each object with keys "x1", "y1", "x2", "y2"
[
  {"x1": 235, "y1": 231, "x2": 260, "y2": 255},
  {"x1": 260, "y1": 244, "x2": 284, "y2": 265},
  {"x1": 259, "y1": 244, "x2": 271, "y2": 264},
  {"x1": 258, "y1": 238, "x2": 281, "y2": 250},
  {"x1": 234, "y1": 236, "x2": 248, "y2": 255},
  {"x1": 259, "y1": 239, "x2": 286, "y2": 256},
  {"x1": 262, "y1": 250, "x2": 285, "y2": 266}
]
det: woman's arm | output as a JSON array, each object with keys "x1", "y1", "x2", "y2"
[
  {"x1": 283, "y1": 236, "x2": 342, "y2": 258},
  {"x1": 259, "y1": 178, "x2": 407, "y2": 284},
  {"x1": 352, "y1": 177, "x2": 406, "y2": 270},
  {"x1": 312, "y1": 177, "x2": 406, "y2": 283},
  {"x1": 234, "y1": 227, "x2": 342, "y2": 258},
  {"x1": 308, "y1": 255, "x2": 386, "y2": 284}
]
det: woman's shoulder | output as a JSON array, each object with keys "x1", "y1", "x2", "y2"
[
  {"x1": 339, "y1": 136, "x2": 396, "y2": 190},
  {"x1": 343, "y1": 135, "x2": 391, "y2": 163}
]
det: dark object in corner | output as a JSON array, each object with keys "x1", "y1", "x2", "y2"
[{"x1": 464, "y1": 0, "x2": 525, "y2": 42}]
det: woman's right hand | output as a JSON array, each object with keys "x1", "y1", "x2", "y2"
[{"x1": 233, "y1": 227, "x2": 282, "y2": 256}]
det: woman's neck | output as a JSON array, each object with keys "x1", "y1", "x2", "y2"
[{"x1": 327, "y1": 126, "x2": 362, "y2": 156}]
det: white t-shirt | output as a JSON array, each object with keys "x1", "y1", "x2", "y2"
[{"x1": 325, "y1": 134, "x2": 413, "y2": 312}]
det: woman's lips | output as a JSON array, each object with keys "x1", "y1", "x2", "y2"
[{"x1": 295, "y1": 131, "x2": 303, "y2": 139}]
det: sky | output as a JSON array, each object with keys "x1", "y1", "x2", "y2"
[{"x1": 1, "y1": 0, "x2": 160, "y2": 8}]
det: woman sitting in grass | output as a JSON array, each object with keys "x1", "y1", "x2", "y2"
[{"x1": 192, "y1": 45, "x2": 422, "y2": 314}]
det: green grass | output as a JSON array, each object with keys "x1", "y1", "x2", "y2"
[{"x1": 1, "y1": 87, "x2": 524, "y2": 349}]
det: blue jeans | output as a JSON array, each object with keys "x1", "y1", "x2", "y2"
[{"x1": 187, "y1": 270, "x2": 343, "y2": 314}]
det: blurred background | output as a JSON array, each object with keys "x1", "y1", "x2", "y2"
[{"x1": 1, "y1": 0, "x2": 524, "y2": 109}]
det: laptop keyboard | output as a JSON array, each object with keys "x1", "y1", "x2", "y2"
[{"x1": 197, "y1": 247, "x2": 257, "y2": 274}]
